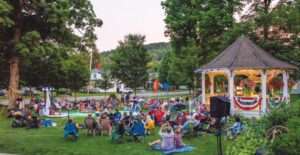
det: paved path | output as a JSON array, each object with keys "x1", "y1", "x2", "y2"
[{"x1": 0, "y1": 91, "x2": 189, "y2": 106}]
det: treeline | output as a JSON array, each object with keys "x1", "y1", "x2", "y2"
[{"x1": 160, "y1": 0, "x2": 300, "y2": 90}]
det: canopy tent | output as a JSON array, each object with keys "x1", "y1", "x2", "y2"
[{"x1": 195, "y1": 36, "x2": 297, "y2": 116}]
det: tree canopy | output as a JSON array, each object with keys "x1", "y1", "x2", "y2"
[
  {"x1": 110, "y1": 34, "x2": 150, "y2": 94},
  {"x1": 161, "y1": 0, "x2": 300, "y2": 89},
  {"x1": 0, "y1": 0, "x2": 102, "y2": 107}
]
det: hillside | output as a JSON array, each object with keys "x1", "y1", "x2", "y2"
[{"x1": 100, "y1": 42, "x2": 171, "y2": 62}]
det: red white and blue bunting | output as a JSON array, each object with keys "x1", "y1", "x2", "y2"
[
  {"x1": 234, "y1": 96, "x2": 262, "y2": 111},
  {"x1": 267, "y1": 96, "x2": 287, "y2": 111}
]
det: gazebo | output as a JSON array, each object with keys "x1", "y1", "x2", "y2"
[{"x1": 195, "y1": 36, "x2": 297, "y2": 117}]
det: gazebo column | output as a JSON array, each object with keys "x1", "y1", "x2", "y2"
[
  {"x1": 227, "y1": 70, "x2": 235, "y2": 115},
  {"x1": 201, "y1": 71, "x2": 206, "y2": 104},
  {"x1": 261, "y1": 70, "x2": 267, "y2": 113},
  {"x1": 283, "y1": 71, "x2": 289, "y2": 103},
  {"x1": 209, "y1": 74, "x2": 215, "y2": 96}
]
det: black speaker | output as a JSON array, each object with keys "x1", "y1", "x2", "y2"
[{"x1": 210, "y1": 96, "x2": 230, "y2": 118}]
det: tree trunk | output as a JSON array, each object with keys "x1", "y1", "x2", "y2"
[
  {"x1": 7, "y1": 0, "x2": 23, "y2": 109},
  {"x1": 263, "y1": 0, "x2": 271, "y2": 40},
  {"x1": 8, "y1": 57, "x2": 20, "y2": 109}
]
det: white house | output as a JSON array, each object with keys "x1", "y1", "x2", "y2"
[
  {"x1": 90, "y1": 69, "x2": 102, "y2": 81},
  {"x1": 89, "y1": 68, "x2": 128, "y2": 93}
]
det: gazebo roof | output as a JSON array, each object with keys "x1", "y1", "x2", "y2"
[{"x1": 195, "y1": 36, "x2": 297, "y2": 72}]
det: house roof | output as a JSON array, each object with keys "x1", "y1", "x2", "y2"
[{"x1": 195, "y1": 36, "x2": 297, "y2": 72}]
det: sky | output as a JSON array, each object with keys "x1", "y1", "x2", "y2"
[{"x1": 90, "y1": 0, "x2": 169, "y2": 52}]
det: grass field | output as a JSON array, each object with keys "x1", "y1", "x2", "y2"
[
  {"x1": 0, "y1": 114, "x2": 225, "y2": 155},
  {"x1": 2, "y1": 95, "x2": 298, "y2": 155}
]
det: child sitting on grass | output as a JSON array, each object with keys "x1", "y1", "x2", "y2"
[{"x1": 174, "y1": 127, "x2": 185, "y2": 148}]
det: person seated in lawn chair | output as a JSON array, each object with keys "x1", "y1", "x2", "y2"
[
  {"x1": 112, "y1": 120, "x2": 126, "y2": 143},
  {"x1": 113, "y1": 109, "x2": 122, "y2": 124},
  {"x1": 181, "y1": 116, "x2": 202, "y2": 136},
  {"x1": 145, "y1": 115, "x2": 155, "y2": 135},
  {"x1": 176, "y1": 112, "x2": 187, "y2": 127},
  {"x1": 84, "y1": 114, "x2": 97, "y2": 136},
  {"x1": 130, "y1": 116, "x2": 146, "y2": 142},
  {"x1": 11, "y1": 112, "x2": 26, "y2": 128},
  {"x1": 153, "y1": 107, "x2": 165, "y2": 126},
  {"x1": 26, "y1": 115, "x2": 40, "y2": 129},
  {"x1": 131, "y1": 97, "x2": 141, "y2": 114},
  {"x1": 64, "y1": 119, "x2": 79, "y2": 141},
  {"x1": 228, "y1": 116, "x2": 244, "y2": 139},
  {"x1": 123, "y1": 112, "x2": 134, "y2": 134},
  {"x1": 100, "y1": 113, "x2": 112, "y2": 136}
]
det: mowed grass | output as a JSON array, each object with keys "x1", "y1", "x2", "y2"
[
  {"x1": 1, "y1": 95, "x2": 299, "y2": 155},
  {"x1": 0, "y1": 115, "x2": 223, "y2": 155}
]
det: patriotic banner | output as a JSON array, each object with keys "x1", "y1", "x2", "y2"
[
  {"x1": 267, "y1": 96, "x2": 286, "y2": 111},
  {"x1": 234, "y1": 96, "x2": 262, "y2": 111}
]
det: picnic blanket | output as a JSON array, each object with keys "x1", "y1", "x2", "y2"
[{"x1": 151, "y1": 144, "x2": 194, "y2": 155}]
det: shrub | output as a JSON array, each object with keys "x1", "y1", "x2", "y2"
[
  {"x1": 271, "y1": 128, "x2": 300, "y2": 155},
  {"x1": 226, "y1": 123, "x2": 267, "y2": 155},
  {"x1": 266, "y1": 96, "x2": 300, "y2": 155}
]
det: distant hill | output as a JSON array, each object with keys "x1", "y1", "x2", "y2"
[
  {"x1": 144, "y1": 42, "x2": 170, "y2": 51},
  {"x1": 100, "y1": 42, "x2": 171, "y2": 61},
  {"x1": 145, "y1": 42, "x2": 171, "y2": 61}
]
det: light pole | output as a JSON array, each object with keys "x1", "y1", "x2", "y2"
[{"x1": 87, "y1": 51, "x2": 93, "y2": 96}]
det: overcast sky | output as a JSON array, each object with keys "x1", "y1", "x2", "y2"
[{"x1": 90, "y1": 0, "x2": 169, "y2": 51}]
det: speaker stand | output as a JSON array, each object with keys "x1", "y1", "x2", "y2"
[{"x1": 215, "y1": 118, "x2": 223, "y2": 155}]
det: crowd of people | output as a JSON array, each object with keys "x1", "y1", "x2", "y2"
[
  {"x1": 63, "y1": 95, "x2": 212, "y2": 140},
  {"x1": 8, "y1": 93, "x2": 244, "y2": 153}
]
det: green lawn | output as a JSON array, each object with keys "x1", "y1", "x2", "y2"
[
  {"x1": 0, "y1": 114, "x2": 227, "y2": 155},
  {"x1": 4, "y1": 96, "x2": 299, "y2": 155}
]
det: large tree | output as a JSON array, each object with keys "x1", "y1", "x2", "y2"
[
  {"x1": 110, "y1": 34, "x2": 150, "y2": 94},
  {"x1": 61, "y1": 54, "x2": 90, "y2": 99},
  {"x1": 20, "y1": 42, "x2": 68, "y2": 89},
  {"x1": 161, "y1": 0, "x2": 300, "y2": 88},
  {"x1": 0, "y1": 0, "x2": 102, "y2": 108},
  {"x1": 161, "y1": 0, "x2": 241, "y2": 88},
  {"x1": 239, "y1": 0, "x2": 300, "y2": 71},
  {"x1": 162, "y1": 0, "x2": 241, "y2": 57}
]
